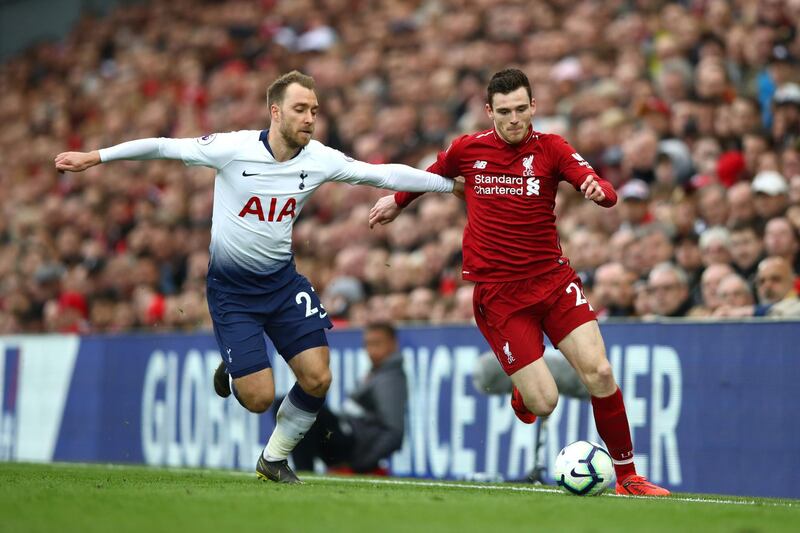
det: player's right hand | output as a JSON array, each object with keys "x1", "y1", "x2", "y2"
[
  {"x1": 580, "y1": 174, "x2": 606, "y2": 203},
  {"x1": 369, "y1": 194, "x2": 402, "y2": 228},
  {"x1": 54, "y1": 151, "x2": 101, "y2": 172}
]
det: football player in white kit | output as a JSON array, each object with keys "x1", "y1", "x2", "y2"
[{"x1": 55, "y1": 71, "x2": 460, "y2": 483}]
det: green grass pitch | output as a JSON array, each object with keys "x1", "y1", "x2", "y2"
[{"x1": 1, "y1": 463, "x2": 798, "y2": 533}]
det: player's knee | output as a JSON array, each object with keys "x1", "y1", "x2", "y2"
[
  {"x1": 583, "y1": 360, "x2": 615, "y2": 391},
  {"x1": 532, "y1": 403, "x2": 556, "y2": 418},
  {"x1": 527, "y1": 394, "x2": 558, "y2": 417},
  {"x1": 533, "y1": 403, "x2": 556, "y2": 417},
  {"x1": 594, "y1": 360, "x2": 614, "y2": 384},
  {"x1": 299, "y1": 368, "x2": 332, "y2": 397},
  {"x1": 242, "y1": 390, "x2": 274, "y2": 414}
]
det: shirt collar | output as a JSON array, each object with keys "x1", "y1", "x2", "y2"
[
  {"x1": 259, "y1": 129, "x2": 305, "y2": 161},
  {"x1": 492, "y1": 125, "x2": 535, "y2": 146}
]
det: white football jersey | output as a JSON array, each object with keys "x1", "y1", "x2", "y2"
[{"x1": 172, "y1": 130, "x2": 448, "y2": 292}]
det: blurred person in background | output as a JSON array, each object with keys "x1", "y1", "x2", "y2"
[
  {"x1": 696, "y1": 184, "x2": 730, "y2": 230},
  {"x1": 647, "y1": 262, "x2": 693, "y2": 317},
  {"x1": 54, "y1": 71, "x2": 459, "y2": 484},
  {"x1": 713, "y1": 273, "x2": 755, "y2": 316},
  {"x1": 698, "y1": 226, "x2": 733, "y2": 267},
  {"x1": 771, "y1": 83, "x2": 800, "y2": 147},
  {"x1": 638, "y1": 224, "x2": 675, "y2": 273},
  {"x1": 727, "y1": 182, "x2": 758, "y2": 227},
  {"x1": 763, "y1": 216, "x2": 800, "y2": 273},
  {"x1": 673, "y1": 232, "x2": 704, "y2": 304},
  {"x1": 616, "y1": 179, "x2": 653, "y2": 228},
  {"x1": 754, "y1": 256, "x2": 800, "y2": 317},
  {"x1": 591, "y1": 262, "x2": 637, "y2": 318},
  {"x1": 406, "y1": 287, "x2": 435, "y2": 323},
  {"x1": 369, "y1": 69, "x2": 668, "y2": 496},
  {"x1": 688, "y1": 263, "x2": 735, "y2": 317},
  {"x1": 289, "y1": 323, "x2": 407, "y2": 475},
  {"x1": 717, "y1": 257, "x2": 800, "y2": 318},
  {"x1": 564, "y1": 227, "x2": 610, "y2": 286},
  {"x1": 448, "y1": 284, "x2": 476, "y2": 323},
  {"x1": 728, "y1": 222, "x2": 765, "y2": 283},
  {"x1": 752, "y1": 170, "x2": 790, "y2": 222}
]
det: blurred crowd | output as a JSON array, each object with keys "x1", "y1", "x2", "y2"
[{"x1": 1, "y1": 0, "x2": 800, "y2": 333}]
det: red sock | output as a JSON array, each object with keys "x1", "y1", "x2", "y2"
[{"x1": 591, "y1": 387, "x2": 637, "y2": 481}]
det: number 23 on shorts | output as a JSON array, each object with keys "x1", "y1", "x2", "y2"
[{"x1": 296, "y1": 290, "x2": 328, "y2": 318}]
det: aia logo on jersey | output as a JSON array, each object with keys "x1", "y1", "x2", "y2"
[
  {"x1": 522, "y1": 154, "x2": 534, "y2": 177},
  {"x1": 238, "y1": 197, "x2": 296, "y2": 222}
]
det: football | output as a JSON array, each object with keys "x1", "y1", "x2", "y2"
[{"x1": 553, "y1": 440, "x2": 615, "y2": 496}]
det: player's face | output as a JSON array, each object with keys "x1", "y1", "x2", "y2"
[
  {"x1": 364, "y1": 329, "x2": 397, "y2": 366},
  {"x1": 273, "y1": 83, "x2": 319, "y2": 149},
  {"x1": 486, "y1": 87, "x2": 536, "y2": 144}
]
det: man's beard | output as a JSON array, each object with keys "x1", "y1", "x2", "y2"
[{"x1": 280, "y1": 123, "x2": 311, "y2": 150}]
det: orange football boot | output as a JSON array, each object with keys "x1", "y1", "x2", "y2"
[{"x1": 616, "y1": 475, "x2": 671, "y2": 496}]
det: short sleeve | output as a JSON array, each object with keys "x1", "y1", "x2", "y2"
[
  {"x1": 427, "y1": 135, "x2": 467, "y2": 177},
  {"x1": 320, "y1": 146, "x2": 358, "y2": 182}
]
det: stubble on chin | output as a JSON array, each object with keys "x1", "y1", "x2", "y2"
[{"x1": 281, "y1": 127, "x2": 309, "y2": 150}]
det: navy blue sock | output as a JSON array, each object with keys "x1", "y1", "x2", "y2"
[{"x1": 287, "y1": 382, "x2": 325, "y2": 413}]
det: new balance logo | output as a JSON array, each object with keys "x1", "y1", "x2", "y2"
[
  {"x1": 503, "y1": 341, "x2": 515, "y2": 364},
  {"x1": 571, "y1": 152, "x2": 591, "y2": 168},
  {"x1": 473, "y1": 160, "x2": 487, "y2": 169}
]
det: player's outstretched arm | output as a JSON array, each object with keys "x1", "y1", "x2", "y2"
[
  {"x1": 55, "y1": 137, "x2": 215, "y2": 173},
  {"x1": 368, "y1": 180, "x2": 463, "y2": 228},
  {"x1": 55, "y1": 151, "x2": 101, "y2": 172},
  {"x1": 334, "y1": 159, "x2": 454, "y2": 193}
]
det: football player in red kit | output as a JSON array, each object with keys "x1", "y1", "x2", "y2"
[{"x1": 369, "y1": 69, "x2": 669, "y2": 496}]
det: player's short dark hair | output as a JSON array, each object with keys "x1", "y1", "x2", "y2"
[
  {"x1": 365, "y1": 322, "x2": 396, "y2": 340},
  {"x1": 487, "y1": 69, "x2": 532, "y2": 108},
  {"x1": 267, "y1": 71, "x2": 316, "y2": 107}
]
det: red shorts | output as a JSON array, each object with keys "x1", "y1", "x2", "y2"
[{"x1": 472, "y1": 266, "x2": 596, "y2": 375}]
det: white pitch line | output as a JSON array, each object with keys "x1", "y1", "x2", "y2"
[{"x1": 310, "y1": 475, "x2": 800, "y2": 508}]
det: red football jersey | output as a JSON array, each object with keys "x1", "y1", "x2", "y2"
[{"x1": 395, "y1": 127, "x2": 617, "y2": 282}]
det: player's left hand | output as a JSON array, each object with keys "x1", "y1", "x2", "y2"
[
  {"x1": 369, "y1": 195, "x2": 402, "y2": 228},
  {"x1": 580, "y1": 175, "x2": 606, "y2": 203}
]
